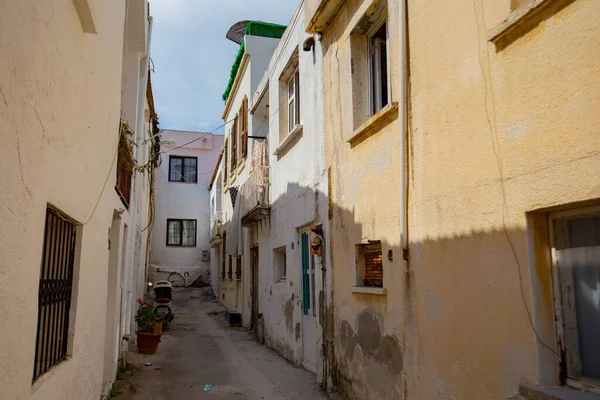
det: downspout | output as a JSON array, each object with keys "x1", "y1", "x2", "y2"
[{"x1": 400, "y1": 0, "x2": 409, "y2": 256}]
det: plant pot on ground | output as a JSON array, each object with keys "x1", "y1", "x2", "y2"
[{"x1": 134, "y1": 298, "x2": 162, "y2": 355}]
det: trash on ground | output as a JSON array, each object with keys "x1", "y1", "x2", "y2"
[
  {"x1": 144, "y1": 362, "x2": 152, "y2": 367},
  {"x1": 204, "y1": 384, "x2": 211, "y2": 391}
]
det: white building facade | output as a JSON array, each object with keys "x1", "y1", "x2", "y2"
[
  {"x1": 0, "y1": 0, "x2": 157, "y2": 399},
  {"x1": 209, "y1": 3, "x2": 330, "y2": 386},
  {"x1": 150, "y1": 130, "x2": 223, "y2": 287}
]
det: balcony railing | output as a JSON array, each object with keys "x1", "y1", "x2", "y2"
[
  {"x1": 241, "y1": 166, "x2": 270, "y2": 227},
  {"x1": 210, "y1": 211, "x2": 223, "y2": 240}
]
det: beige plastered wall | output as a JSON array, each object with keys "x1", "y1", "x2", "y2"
[
  {"x1": 320, "y1": 0, "x2": 407, "y2": 398},
  {"x1": 406, "y1": 0, "x2": 600, "y2": 399},
  {"x1": 0, "y1": 0, "x2": 127, "y2": 399}
]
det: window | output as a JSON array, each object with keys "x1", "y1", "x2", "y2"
[
  {"x1": 240, "y1": 97, "x2": 248, "y2": 159},
  {"x1": 169, "y1": 156, "x2": 197, "y2": 183},
  {"x1": 287, "y1": 71, "x2": 300, "y2": 133},
  {"x1": 221, "y1": 232, "x2": 227, "y2": 280},
  {"x1": 274, "y1": 246, "x2": 286, "y2": 282},
  {"x1": 369, "y1": 21, "x2": 389, "y2": 115},
  {"x1": 34, "y1": 207, "x2": 77, "y2": 381},
  {"x1": 356, "y1": 241, "x2": 383, "y2": 287},
  {"x1": 228, "y1": 254, "x2": 233, "y2": 280},
  {"x1": 230, "y1": 120, "x2": 237, "y2": 172},
  {"x1": 551, "y1": 209, "x2": 600, "y2": 385},
  {"x1": 166, "y1": 219, "x2": 197, "y2": 246},
  {"x1": 223, "y1": 139, "x2": 228, "y2": 186},
  {"x1": 235, "y1": 255, "x2": 242, "y2": 280}
]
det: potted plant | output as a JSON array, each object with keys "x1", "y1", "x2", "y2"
[{"x1": 135, "y1": 298, "x2": 162, "y2": 354}]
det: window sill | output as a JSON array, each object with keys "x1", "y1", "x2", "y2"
[
  {"x1": 520, "y1": 384, "x2": 600, "y2": 399},
  {"x1": 166, "y1": 245, "x2": 197, "y2": 248},
  {"x1": 487, "y1": 0, "x2": 552, "y2": 42},
  {"x1": 168, "y1": 180, "x2": 198, "y2": 184},
  {"x1": 352, "y1": 286, "x2": 387, "y2": 296},
  {"x1": 274, "y1": 124, "x2": 303, "y2": 156},
  {"x1": 347, "y1": 102, "x2": 398, "y2": 146}
]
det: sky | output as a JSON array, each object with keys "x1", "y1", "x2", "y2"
[{"x1": 150, "y1": 0, "x2": 298, "y2": 133}]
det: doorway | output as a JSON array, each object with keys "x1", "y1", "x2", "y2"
[
  {"x1": 250, "y1": 246, "x2": 259, "y2": 331},
  {"x1": 300, "y1": 231, "x2": 317, "y2": 372}
]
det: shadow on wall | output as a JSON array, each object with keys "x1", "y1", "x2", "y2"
[{"x1": 269, "y1": 181, "x2": 550, "y2": 399}]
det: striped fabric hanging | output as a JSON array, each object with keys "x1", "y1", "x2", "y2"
[{"x1": 229, "y1": 186, "x2": 239, "y2": 208}]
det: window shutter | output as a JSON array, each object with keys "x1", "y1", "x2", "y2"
[
  {"x1": 223, "y1": 139, "x2": 228, "y2": 183},
  {"x1": 231, "y1": 116, "x2": 238, "y2": 170},
  {"x1": 364, "y1": 243, "x2": 383, "y2": 287},
  {"x1": 241, "y1": 97, "x2": 248, "y2": 157},
  {"x1": 295, "y1": 71, "x2": 300, "y2": 125},
  {"x1": 301, "y1": 232, "x2": 310, "y2": 315}
]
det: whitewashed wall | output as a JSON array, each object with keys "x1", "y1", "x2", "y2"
[{"x1": 150, "y1": 130, "x2": 223, "y2": 286}]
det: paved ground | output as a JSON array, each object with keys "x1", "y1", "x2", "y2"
[{"x1": 115, "y1": 287, "x2": 327, "y2": 400}]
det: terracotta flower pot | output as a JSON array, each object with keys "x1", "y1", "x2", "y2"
[{"x1": 136, "y1": 331, "x2": 162, "y2": 354}]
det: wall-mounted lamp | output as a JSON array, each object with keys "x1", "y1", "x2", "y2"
[{"x1": 159, "y1": 139, "x2": 176, "y2": 146}]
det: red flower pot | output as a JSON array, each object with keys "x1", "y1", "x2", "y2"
[{"x1": 136, "y1": 331, "x2": 162, "y2": 354}]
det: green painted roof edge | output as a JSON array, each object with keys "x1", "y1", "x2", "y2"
[{"x1": 222, "y1": 21, "x2": 287, "y2": 102}]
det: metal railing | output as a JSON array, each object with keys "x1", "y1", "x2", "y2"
[
  {"x1": 115, "y1": 133, "x2": 133, "y2": 208},
  {"x1": 241, "y1": 166, "x2": 270, "y2": 215},
  {"x1": 33, "y1": 208, "x2": 76, "y2": 381},
  {"x1": 210, "y1": 211, "x2": 223, "y2": 239}
]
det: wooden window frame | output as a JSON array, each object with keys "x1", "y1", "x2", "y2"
[
  {"x1": 549, "y1": 205, "x2": 600, "y2": 394},
  {"x1": 230, "y1": 119, "x2": 238, "y2": 174},
  {"x1": 166, "y1": 219, "x2": 197, "y2": 247},
  {"x1": 240, "y1": 96, "x2": 248, "y2": 159},
  {"x1": 168, "y1": 156, "x2": 198, "y2": 183}
]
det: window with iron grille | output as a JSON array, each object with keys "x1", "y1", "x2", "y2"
[
  {"x1": 33, "y1": 207, "x2": 77, "y2": 381},
  {"x1": 235, "y1": 255, "x2": 242, "y2": 280},
  {"x1": 228, "y1": 254, "x2": 233, "y2": 280},
  {"x1": 221, "y1": 232, "x2": 227, "y2": 280},
  {"x1": 169, "y1": 156, "x2": 198, "y2": 183},
  {"x1": 166, "y1": 219, "x2": 197, "y2": 246},
  {"x1": 356, "y1": 241, "x2": 383, "y2": 288}
]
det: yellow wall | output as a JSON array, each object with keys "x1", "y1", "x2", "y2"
[
  {"x1": 320, "y1": 0, "x2": 407, "y2": 398},
  {"x1": 407, "y1": 0, "x2": 600, "y2": 398}
]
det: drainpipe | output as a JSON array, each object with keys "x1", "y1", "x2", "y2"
[{"x1": 400, "y1": 0, "x2": 409, "y2": 254}]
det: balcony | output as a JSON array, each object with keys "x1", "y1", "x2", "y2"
[
  {"x1": 241, "y1": 166, "x2": 270, "y2": 227},
  {"x1": 210, "y1": 211, "x2": 223, "y2": 242}
]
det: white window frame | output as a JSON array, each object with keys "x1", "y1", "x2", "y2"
[
  {"x1": 549, "y1": 204, "x2": 600, "y2": 395},
  {"x1": 368, "y1": 19, "x2": 390, "y2": 116},
  {"x1": 287, "y1": 70, "x2": 300, "y2": 133}
]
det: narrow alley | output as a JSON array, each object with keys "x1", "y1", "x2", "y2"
[{"x1": 115, "y1": 287, "x2": 326, "y2": 400}]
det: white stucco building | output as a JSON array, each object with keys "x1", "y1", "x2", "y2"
[
  {"x1": 209, "y1": 3, "x2": 329, "y2": 384},
  {"x1": 249, "y1": 2, "x2": 329, "y2": 378},
  {"x1": 150, "y1": 130, "x2": 224, "y2": 287},
  {"x1": 0, "y1": 0, "x2": 157, "y2": 399}
]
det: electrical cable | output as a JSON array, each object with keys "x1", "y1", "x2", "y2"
[{"x1": 474, "y1": 0, "x2": 559, "y2": 357}]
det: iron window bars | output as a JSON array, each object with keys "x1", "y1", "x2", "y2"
[{"x1": 33, "y1": 207, "x2": 77, "y2": 381}]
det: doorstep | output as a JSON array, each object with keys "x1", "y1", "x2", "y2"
[{"x1": 520, "y1": 384, "x2": 600, "y2": 400}]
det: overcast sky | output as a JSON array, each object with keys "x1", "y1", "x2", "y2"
[{"x1": 150, "y1": 0, "x2": 298, "y2": 133}]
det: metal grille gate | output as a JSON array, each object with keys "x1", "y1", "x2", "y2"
[{"x1": 33, "y1": 207, "x2": 76, "y2": 381}]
